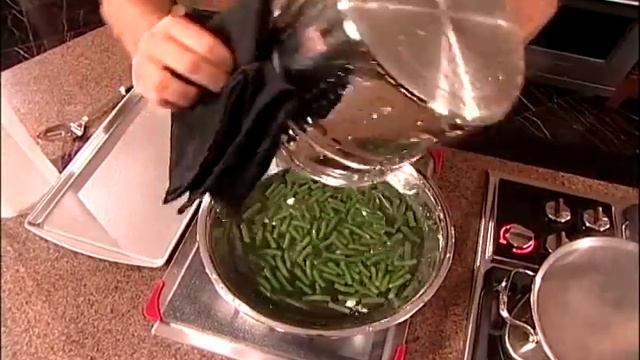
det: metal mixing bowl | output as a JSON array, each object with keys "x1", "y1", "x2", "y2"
[{"x1": 196, "y1": 160, "x2": 454, "y2": 337}]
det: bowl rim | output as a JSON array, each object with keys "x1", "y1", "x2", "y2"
[{"x1": 196, "y1": 163, "x2": 455, "y2": 336}]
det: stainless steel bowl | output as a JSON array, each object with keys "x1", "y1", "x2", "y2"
[{"x1": 196, "y1": 159, "x2": 454, "y2": 337}]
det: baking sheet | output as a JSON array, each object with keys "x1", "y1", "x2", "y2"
[{"x1": 25, "y1": 91, "x2": 197, "y2": 267}]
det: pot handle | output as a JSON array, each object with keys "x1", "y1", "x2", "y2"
[{"x1": 497, "y1": 268, "x2": 538, "y2": 344}]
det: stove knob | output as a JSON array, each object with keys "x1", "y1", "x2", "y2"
[
  {"x1": 546, "y1": 231, "x2": 569, "y2": 252},
  {"x1": 545, "y1": 198, "x2": 571, "y2": 223},
  {"x1": 583, "y1": 206, "x2": 610, "y2": 232},
  {"x1": 503, "y1": 224, "x2": 535, "y2": 249}
]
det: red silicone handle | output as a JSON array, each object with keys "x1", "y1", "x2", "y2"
[
  {"x1": 143, "y1": 279, "x2": 165, "y2": 322},
  {"x1": 393, "y1": 344, "x2": 408, "y2": 360}
]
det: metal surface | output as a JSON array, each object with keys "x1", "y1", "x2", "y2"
[
  {"x1": 25, "y1": 90, "x2": 197, "y2": 267},
  {"x1": 462, "y1": 171, "x2": 637, "y2": 360},
  {"x1": 197, "y1": 161, "x2": 454, "y2": 337},
  {"x1": 503, "y1": 224, "x2": 535, "y2": 249},
  {"x1": 504, "y1": 295, "x2": 549, "y2": 360},
  {"x1": 272, "y1": 0, "x2": 524, "y2": 187},
  {"x1": 153, "y1": 221, "x2": 410, "y2": 360},
  {"x1": 531, "y1": 237, "x2": 639, "y2": 360},
  {"x1": 544, "y1": 232, "x2": 568, "y2": 253},
  {"x1": 544, "y1": 198, "x2": 570, "y2": 223},
  {"x1": 583, "y1": 206, "x2": 611, "y2": 232},
  {"x1": 622, "y1": 204, "x2": 638, "y2": 243}
]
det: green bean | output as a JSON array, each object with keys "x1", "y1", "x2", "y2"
[
  {"x1": 273, "y1": 210, "x2": 290, "y2": 222},
  {"x1": 407, "y1": 210, "x2": 416, "y2": 227},
  {"x1": 318, "y1": 263, "x2": 339, "y2": 275},
  {"x1": 353, "y1": 283, "x2": 376, "y2": 297},
  {"x1": 280, "y1": 296, "x2": 309, "y2": 310},
  {"x1": 243, "y1": 203, "x2": 263, "y2": 219},
  {"x1": 302, "y1": 295, "x2": 331, "y2": 302},
  {"x1": 275, "y1": 256, "x2": 289, "y2": 277},
  {"x1": 319, "y1": 237, "x2": 335, "y2": 249},
  {"x1": 362, "y1": 276, "x2": 379, "y2": 295},
  {"x1": 265, "y1": 182, "x2": 279, "y2": 197},
  {"x1": 334, "y1": 283, "x2": 356, "y2": 293},
  {"x1": 328, "y1": 199, "x2": 346, "y2": 211},
  {"x1": 275, "y1": 271, "x2": 294, "y2": 291},
  {"x1": 290, "y1": 227, "x2": 303, "y2": 241},
  {"x1": 376, "y1": 263, "x2": 387, "y2": 285},
  {"x1": 403, "y1": 241, "x2": 412, "y2": 261},
  {"x1": 291, "y1": 220, "x2": 309, "y2": 229},
  {"x1": 379, "y1": 274, "x2": 391, "y2": 290},
  {"x1": 326, "y1": 262, "x2": 342, "y2": 274},
  {"x1": 361, "y1": 297, "x2": 386, "y2": 304},
  {"x1": 345, "y1": 224, "x2": 371, "y2": 239},
  {"x1": 256, "y1": 227, "x2": 264, "y2": 247},
  {"x1": 304, "y1": 259, "x2": 313, "y2": 281},
  {"x1": 324, "y1": 253, "x2": 347, "y2": 261},
  {"x1": 340, "y1": 262, "x2": 353, "y2": 285},
  {"x1": 337, "y1": 295, "x2": 359, "y2": 302},
  {"x1": 366, "y1": 253, "x2": 387, "y2": 265},
  {"x1": 260, "y1": 255, "x2": 277, "y2": 267},
  {"x1": 311, "y1": 202, "x2": 321, "y2": 218},
  {"x1": 400, "y1": 226, "x2": 421, "y2": 243},
  {"x1": 295, "y1": 280, "x2": 314, "y2": 295},
  {"x1": 357, "y1": 262, "x2": 371, "y2": 276},
  {"x1": 398, "y1": 201, "x2": 407, "y2": 216},
  {"x1": 266, "y1": 233, "x2": 278, "y2": 248},
  {"x1": 390, "y1": 267, "x2": 409, "y2": 284},
  {"x1": 240, "y1": 224, "x2": 251, "y2": 243},
  {"x1": 327, "y1": 301, "x2": 351, "y2": 314},
  {"x1": 388, "y1": 286, "x2": 399, "y2": 299},
  {"x1": 257, "y1": 276, "x2": 272, "y2": 291},
  {"x1": 389, "y1": 273, "x2": 412, "y2": 288},
  {"x1": 348, "y1": 244, "x2": 370, "y2": 252},
  {"x1": 282, "y1": 233, "x2": 292, "y2": 249},
  {"x1": 263, "y1": 268, "x2": 281, "y2": 290},
  {"x1": 318, "y1": 221, "x2": 328, "y2": 240},
  {"x1": 392, "y1": 216, "x2": 403, "y2": 230},
  {"x1": 258, "y1": 285, "x2": 272, "y2": 298},
  {"x1": 312, "y1": 269, "x2": 327, "y2": 287},
  {"x1": 326, "y1": 217, "x2": 341, "y2": 234},
  {"x1": 315, "y1": 283, "x2": 322, "y2": 294},
  {"x1": 322, "y1": 272, "x2": 346, "y2": 285},
  {"x1": 389, "y1": 233, "x2": 403, "y2": 243},
  {"x1": 259, "y1": 249, "x2": 282, "y2": 257},
  {"x1": 394, "y1": 259, "x2": 418, "y2": 266},
  {"x1": 370, "y1": 266, "x2": 377, "y2": 282},
  {"x1": 298, "y1": 245, "x2": 313, "y2": 263},
  {"x1": 284, "y1": 251, "x2": 292, "y2": 269},
  {"x1": 293, "y1": 234, "x2": 311, "y2": 253}
]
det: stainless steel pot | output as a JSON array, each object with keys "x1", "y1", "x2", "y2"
[
  {"x1": 498, "y1": 237, "x2": 639, "y2": 360},
  {"x1": 196, "y1": 159, "x2": 454, "y2": 337}
]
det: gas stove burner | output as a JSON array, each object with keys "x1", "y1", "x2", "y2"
[{"x1": 463, "y1": 172, "x2": 635, "y2": 360}]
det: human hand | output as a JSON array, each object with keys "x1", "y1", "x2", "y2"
[{"x1": 132, "y1": 14, "x2": 233, "y2": 109}]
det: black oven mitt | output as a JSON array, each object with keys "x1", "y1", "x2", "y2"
[{"x1": 163, "y1": 0, "x2": 352, "y2": 213}]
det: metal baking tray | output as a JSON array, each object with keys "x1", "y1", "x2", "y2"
[{"x1": 25, "y1": 91, "x2": 197, "y2": 267}]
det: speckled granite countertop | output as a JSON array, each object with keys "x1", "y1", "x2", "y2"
[{"x1": 1, "y1": 27, "x2": 637, "y2": 360}]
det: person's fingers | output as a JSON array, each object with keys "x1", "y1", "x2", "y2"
[
  {"x1": 132, "y1": 55, "x2": 199, "y2": 108},
  {"x1": 145, "y1": 32, "x2": 229, "y2": 92},
  {"x1": 161, "y1": 16, "x2": 234, "y2": 73}
]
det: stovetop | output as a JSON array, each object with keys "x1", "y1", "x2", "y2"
[
  {"x1": 463, "y1": 172, "x2": 637, "y2": 360},
  {"x1": 148, "y1": 217, "x2": 409, "y2": 360}
]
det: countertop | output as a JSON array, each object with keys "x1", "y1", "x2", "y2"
[{"x1": 1, "y1": 27, "x2": 637, "y2": 360}]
